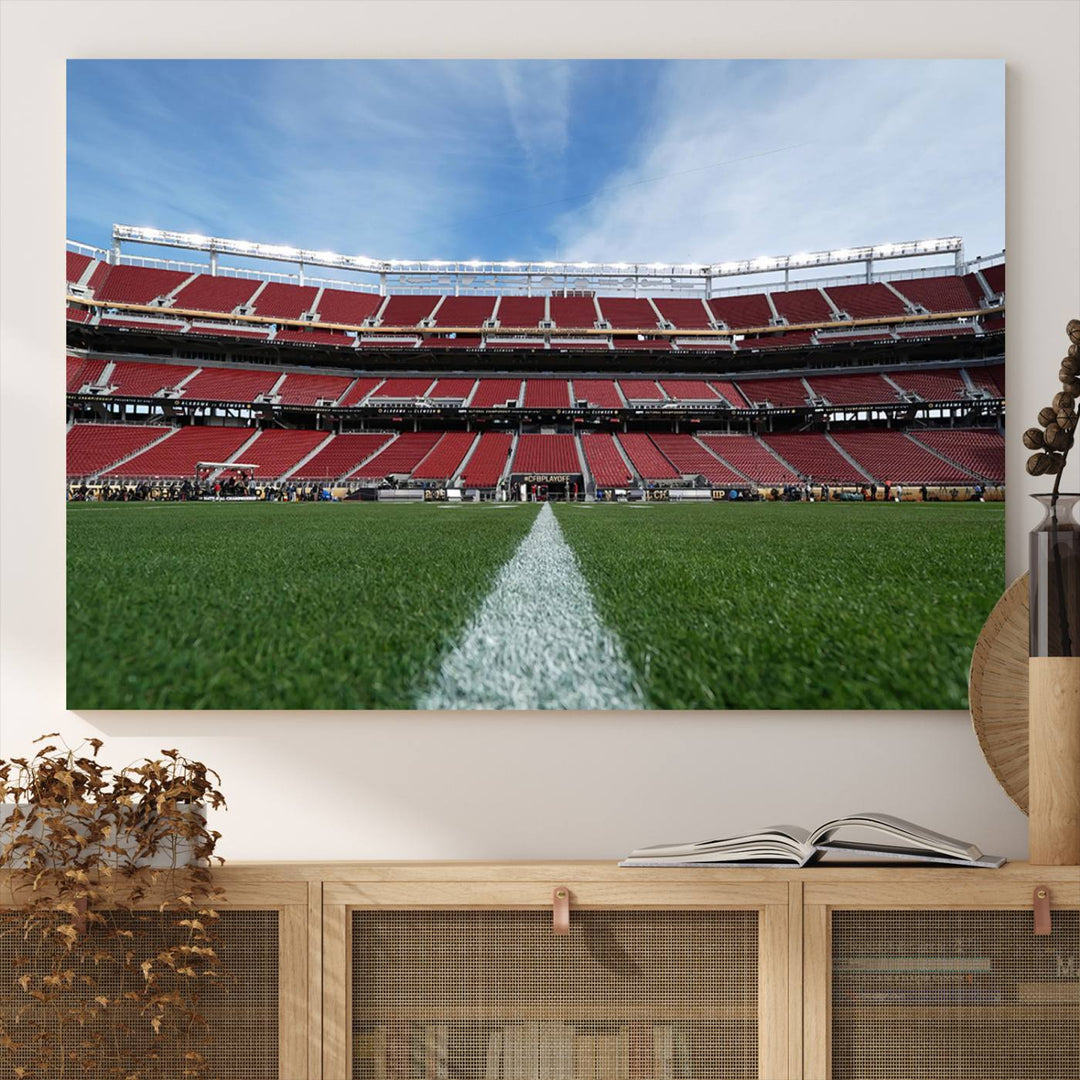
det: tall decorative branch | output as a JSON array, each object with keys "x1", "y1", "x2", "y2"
[{"x1": 1024, "y1": 318, "x2": 1080, "y2": 656}]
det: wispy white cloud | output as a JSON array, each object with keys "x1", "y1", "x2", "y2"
[
  {"x1": 497, "y1": 60, "x2": 572, "y2": 167},
  {"x1": 550, "y1": 60, "x2": 1003, "y2": 266}
]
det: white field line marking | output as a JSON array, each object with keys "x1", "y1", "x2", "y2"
[{"x1": 418, "y1": 502, "x2": 645, "y2": 711}]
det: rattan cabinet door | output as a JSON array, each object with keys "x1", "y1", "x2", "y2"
[
  {"x1": 324, "y1": 877, "x2": 790, "y2": 1080},
  {"x1": 804, "y1": 874, "x2": 1080, "y2": 1080}
]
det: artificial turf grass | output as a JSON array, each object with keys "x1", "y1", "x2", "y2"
[
  {"x1": 67, "y1": 501, "x2": 540, "y2": 710},
  {"x1": 553, "y1": 500, "x2": 1005, "y2": 710}
]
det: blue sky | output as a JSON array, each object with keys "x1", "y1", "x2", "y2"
[{"x1": 67, "y1": 59, "x2": 1004, "y2": 273}]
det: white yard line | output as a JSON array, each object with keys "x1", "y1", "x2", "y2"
[{"x1": 418, "y1": 502, "x2": 645, "y2": 710}]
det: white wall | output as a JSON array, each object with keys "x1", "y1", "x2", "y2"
[{"x1": 1, "y1": 1, "x2": 1078, "y2": 863}]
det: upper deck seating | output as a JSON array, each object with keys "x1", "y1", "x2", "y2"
[
  {"x1": 495, "y1": 296, "x2": 546, "y2": 327},
  {"x1": 67, "y1": 304, "x2": 92, "y2": 323},
  {"x1": 349, "y1": 431, "x2": 442, "y2": 478},
  {"x1": 105, "y1": 425, "x2": 252, "y2": 478},
  {"x1": 251, "y1": 282, "x2": 318, "y2": 320},
  {"x1": 581, "y1": 432, "x2": 633, "y2": 486},
  {"x1": 433, "y1": 295, "x2": 496, "y2": 326},
  {"x1": 707, "y1": 292, "x2": 773, "y2": 329},
  {"x1": 172, "y1": 274, "x2": 261, "y2": 313},
  {"x1": 698, "y1": 435, "x2": 799, "y2": 484},
  {"x1": 889, "y1": 274, "x2": 983, "y2": 313},
  {"x1": 95, "y1": 265, "x2": 191, "y2": 305},
  {"x1": 378, "y1": 295, "x2": 440, "y2": 326},
  {"x1": 981, "y1": 264, "x2": 1005, "y2": 296},
  {"x1": 68, "y1": 423, "x2": 169, "y2": 477},
  {"x1": 313, "y1": 288, "x2": 384, "y2": 325},
  {"x1": 512, "y1": 434, "x2": 580, "y2": 474},
  {"x1": 458, "y1": 432, "x2": 512, "y2": 487},
  {"x1": 652, "y1": 297, "x2": 714, "y2": 329},
  {"x1": 616, "y1": 432, "x2": 680, "y2": 480},
  {"x1": 66, "y1": 251, "x2": 92, "y2": 283},
  {"x1": 549, "y1": 296, "x2": 598, "y2": 329},
  {"x1": 597, "y1": 297, "x2": 658, "y2": 329},
  {"x1": 824, "y1": 282, "x2": 909, "y2": 319},
  {"x1": 770, "y1": 287, "x2": 834, "y2": 325},
  {"x1": 649, "y1": 434, "x2": 744, "y2": 484},
  {"x1": 290, "y1": 433, "x2": 392, "y2": 479},
  {"x1": 523, "y1": 379, "x2": 571, "y2": 408}
]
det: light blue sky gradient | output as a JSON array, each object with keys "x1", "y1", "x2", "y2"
[{"x1": 67, "y1": 59, "x2": 1004, "y2": 272}]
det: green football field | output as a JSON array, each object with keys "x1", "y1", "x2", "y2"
[{"x1": 67, "y1": 499, "x2": 1005, "y2": 711}]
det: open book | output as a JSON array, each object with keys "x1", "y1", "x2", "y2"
[{"x1": 620, "y1": 812, "x2": 1006, "y2": 868}]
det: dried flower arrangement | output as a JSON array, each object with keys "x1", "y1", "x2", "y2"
[
  {"x1": 1024, "y1": 320, "x2": 1079, "y2": 481},
  {"x1": 0, "y1": 736, "x2": 226, "y2": 1079}
]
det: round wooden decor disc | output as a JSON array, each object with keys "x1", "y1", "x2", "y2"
[{"x1": 969, "y1": 572, "x2": 1030, "y2": 814}]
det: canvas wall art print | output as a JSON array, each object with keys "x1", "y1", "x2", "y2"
[{"x1": 65, "y1": 59, "x2": 1005, "y2": 711}]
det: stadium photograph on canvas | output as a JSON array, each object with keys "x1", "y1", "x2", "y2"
[{"x1": 65, "y1": 59, "x2": 1005, "y2": 711}]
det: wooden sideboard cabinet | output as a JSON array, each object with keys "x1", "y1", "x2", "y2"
[{"x1": 3, "y1": 862, "x2": 1077, "y2": 1080}]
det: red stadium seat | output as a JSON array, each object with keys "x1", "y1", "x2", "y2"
[
  {"x1": 427, "y1": 378, "x2": 477, "y2": 401},
  {"x1": 67, "y1": 423, "x2": 167, "y2": 477},
  {"x1": 581, "y1": 432, "x2": 633, "y2": 486},
  {"x1": 95, "y1": 265, "x2": 191, "y2": 305},
  {"x1": 658, "y1": 380, "x2": 722, "y2": 402},
  {"x1": 889, "y1": 275, "x2": 983, "y2": 313},
  {"x1": 770, "y1": 287, "x2": 834, "y2": 325},
  {"x1": 181, "y1": 365, "x2": 282, "y2": 403},
  {"x1": 910, "y1": 429, "x2": 1004, "y2": 482},
  {"x1": 708, "y1": 380, "x2": 749, "y2": 407},
  {"x1": 105, "y1": 425, "x2": 254, "y2": 478},
  {"x1": 523, "y1": 379, "x2": 571, "y2": 408},
  {"x1": 314, "y1": 288, "x2": 383, "y2": 325},
  {"x1": 172, "y1": 274, "x2": 261, "y2": 313},
  {"x1": 512, "y1": 434, "x2": 580, "y2": 474},
  {"x1": 649, "y1": 434, "x2": 744, "y2": 484},
  {"x1": 763, "y1": 433, "x2": 867, "y2": 484},
  {"x1": 434, "y1": 295, "x2": 496, "y2": 326},
  {"x1": 707, "y1": 292, "x2": 773, "y2": 329},
  {"x1": 275, "y1": 372, "x2": 355, "y2": 406},
  {"x1": 617, "y1": 432, "x2": 679, "y2": 480},
  {"x1": 549, "y1": 296, "x2": 598, "y2": 329},
  {"x1": 290, "y1": 433, "x2": 392, "y2": 479},
  {"x1": 470, "y1": 379, "x2": 523, "y2": 408},
  {"x1": 337, "y1": 378, "x2": 385, "y2": 407},
  {"x1": 369, "y1": 377, "x2": 437, "y2": 400},
  {"x1": 459, "y1": 432, "x2": 512, "y2": 487},
  {"x1": 217, "y1": 429, "x2": 328, "y2": 480},
  {"x1": 699, "y1": 435, "x2": 800, "y2": 484},
  {"x1": 597, "y1": 297, "x2": 658, "y2": 330},
  {"x1": 378, "y1": 295, "x2": 440, "y2": 326},
  {"x1": 571, "y1": 380, "x2": 623, "y2": 408},
  {"x1": 251, "y1": 282, "x2": 319, "y2": 320},
  {"x1": 617, "y1": 379, "x2": 663, "y2": 402},
  {"x1": 888, "y1": 367, "x2": 968, "y2": 401},
  {"x1": 653, "y1": 297, "x2": 715, "y2": 330},
  {"x1": 411, "y1": 432, "x2": 477, "y2": 480},
  {"x1": 832, "y1": 430, "x2": 974, "y2": 484},
  {"x1": 495, "y1": 296, "x2": 546, "y2": 328},
  {"x1": 736, "y1": 377, "x2": 810, "y2": 408},
  {"x1": 349, "y1": 431, "x2": 443, "y2": 478},
  {"x1": 823, "y1": 283, "x2": 909, "y2": 319},
  {"x1": 273, "y1": 328, "x2": 354, "y2": 347},
  {"x1": 67, "y1": 355, "x2": 109, "y2": 392},
  {"x1": 804, "y1": 373, "x2": 899, "y2": 406}
]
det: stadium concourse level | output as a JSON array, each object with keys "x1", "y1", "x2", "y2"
[
  {"x1": 67, "y1": 355, "x2": 1005, "y2": 412},
  {"x1": 66, "y1": 251, "x2": 1005, "y2": 356},
  {"x1": 67, "y1": 422, "x2": 1005, "y2": 492}
]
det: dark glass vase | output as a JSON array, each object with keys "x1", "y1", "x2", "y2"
[{"x1": 1029, "y1": 493, "x2": 1080, "y2": 657}]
